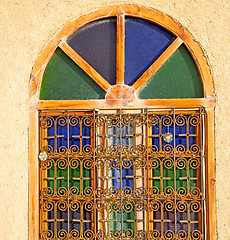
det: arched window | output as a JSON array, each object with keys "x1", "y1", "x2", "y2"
[{"x1": 29, "y1": 5, "x2": 215, "y2": 240}]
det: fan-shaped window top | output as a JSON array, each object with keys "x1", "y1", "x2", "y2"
[{"x1": 40, "y1": 16, "x2": 203, "y2": 100}]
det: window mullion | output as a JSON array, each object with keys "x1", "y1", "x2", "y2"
[{"x1": 116, "y1": 14, "x2": 125, "y2": 84}]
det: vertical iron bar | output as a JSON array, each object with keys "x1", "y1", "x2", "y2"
[
  {"x1": 119, "y1": 109, "x2": 123, "y2": 239},
  {"x1": 40, "y1": 110, "x2": 43, "y2": 240},
  {"x1": 159, "y1": 117, "x2": 162, "y2": 152},
  {"x1": 93, "y1": 110, "x2": 97, "y2": 239},
  {"x1": 142, "y1": 109, "x2": 146, "y2": 233},
  {"x1": 95, "y1": 110, "x2": 101, "y2": 235},
  {"x1": 146, "y1": 108, "x2": 150, "y2": 239},
  {"x1": 67, "y1": 110, "x2": 70, "y2": 239},
  {"x1": 54, "y1": 120, "x2": 57, "y2": 153},
  {"x1": 186, "y1": 116, "x2": 189, "y2": 152},
  {"x1": 199, "y1": 108, "x2": 203, "y2": 238},
  {"x1": 173, "y1": 108, "x2": 177, "y2": 237},
  {"x1": 133, "y1": 156, "x2": 137, "y2": 238},
  {"x1": 133, "y1": 112, "x2": 137, "y2": 238},
  {"x1": 201, "y1": 109, "x2": 207, "y2": 240}
]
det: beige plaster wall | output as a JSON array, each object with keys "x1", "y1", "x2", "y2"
[{"x1": 0, "y1": 0, "x2": 229, "y2": 239}]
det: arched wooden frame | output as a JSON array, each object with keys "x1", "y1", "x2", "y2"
[{"x1": 29, "y1": 4, "x2": 216, "y2": 240}]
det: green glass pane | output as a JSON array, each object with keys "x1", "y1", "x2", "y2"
[
  {"x1": 47, "y1": 167, "x2": 54, "y2": 190},
  {"x1": 176, "y1": 168, "x2": 187, "y2": 190},
  {"x1": 110, "y1": 207, "x2": 134, "y2": 234},
  {"x1": 57, "y1": 168, "x2": 68, "y2": 189},
  {"x1": 163, "y1": 167, "x2": 174, "y2": 190},
  {"x1": 176, "y1": 167, "x2": 197, "y2": 193},
  {"x1": 40, "y1": 48, "x2": 105, "y2": 100},
  {"x1": 69, "y1": 164, "x2": 91, "y2": 193},
  {"x1": 138, "y1": 45, "x2": 203, "y2": 99},
  {"x1": 110, "y1": 211, "x2": 121, "y2": 230},
  {"x1": 190, "y1": 167, "x2": 197, "y2": 190},
  {"x1": 47, "y1": 167, "x2": 68, "y2": 191},
  {"x1": 152, "y1": 167, "x2": 161, "y2": 191},
  {"x1": 123, "y1": 210, "x2": 134, "y2": 230},
  {"x1": 152, "y1": 161, "x2": 197, "y2": 193},
  {"x1": 47, "y1": 164, "x2": 91, "y2": 194}
]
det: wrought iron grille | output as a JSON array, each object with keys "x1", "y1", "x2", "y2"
[{"x1": 39, "y1": 108, "x2": 206, "y2": 240}]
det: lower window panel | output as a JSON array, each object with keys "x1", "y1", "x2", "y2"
[{"x1": 39, "y1": 108, "x2": 206, "y2": 239}]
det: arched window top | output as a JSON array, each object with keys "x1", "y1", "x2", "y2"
[{"x1": 30, "y1": 4, "x2": 214, "y2": 107}]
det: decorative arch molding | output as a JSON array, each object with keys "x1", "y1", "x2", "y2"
[{"x1": 29, "y1": 5, "x2": 216, "y2": 240}]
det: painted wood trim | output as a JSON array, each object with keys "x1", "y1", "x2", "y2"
[
  {"x1": 205, "y1": 107, "x2": 216, "y2": 240},
  {"x1": 116, "y1": 14, "x2": 125, "y2": 84},
  {"x1": 29, "y1": 109, "x2": 39, "y2": 240},
  {"x1": 132, "y1": 37, "x2": 183, "y2": 90},
  {"x1": 34, "y1": 97, "x2": 215, "y2": 110},
  {"x1": 59, "y1": 41, "x2": 111, "y2": 91},
  {"x1": 29, "y1": 5, "x2": 214, "y2": 99},
  {"x1": 30, "y1": 70, "x2": 44, "y2": 103}
]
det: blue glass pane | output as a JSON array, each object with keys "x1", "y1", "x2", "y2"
[
  {"x1": 151, "y1": 114, "x2": 198, "y2": 197},
  {"x1": 125, "y1": 17, "x2": 175, "y2": 85},
  {"x1": 151, "y1": 115, "x2": 197, "y2": 152},
  {"x1": 46, "y1": 116, "x2": 91, "y2": 152},
  {"x1": 46, "y1": 116, "x2": 91, "y2": 233}
]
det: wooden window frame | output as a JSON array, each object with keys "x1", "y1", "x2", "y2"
[{"x1": 29, "y1": 5, "x2": 216, "y2": 240}]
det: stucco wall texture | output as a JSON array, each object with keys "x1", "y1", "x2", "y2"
[{"x1": 0, "y1": 0, "x2": 229, "y2": 239}]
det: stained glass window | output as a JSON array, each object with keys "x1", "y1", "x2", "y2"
[
  {"x1": 35, "y1": 7, "x2": 212, "y2": 239},
  {"x1": 39, "y1": 17, "x2": 203, "y2": 100}
]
